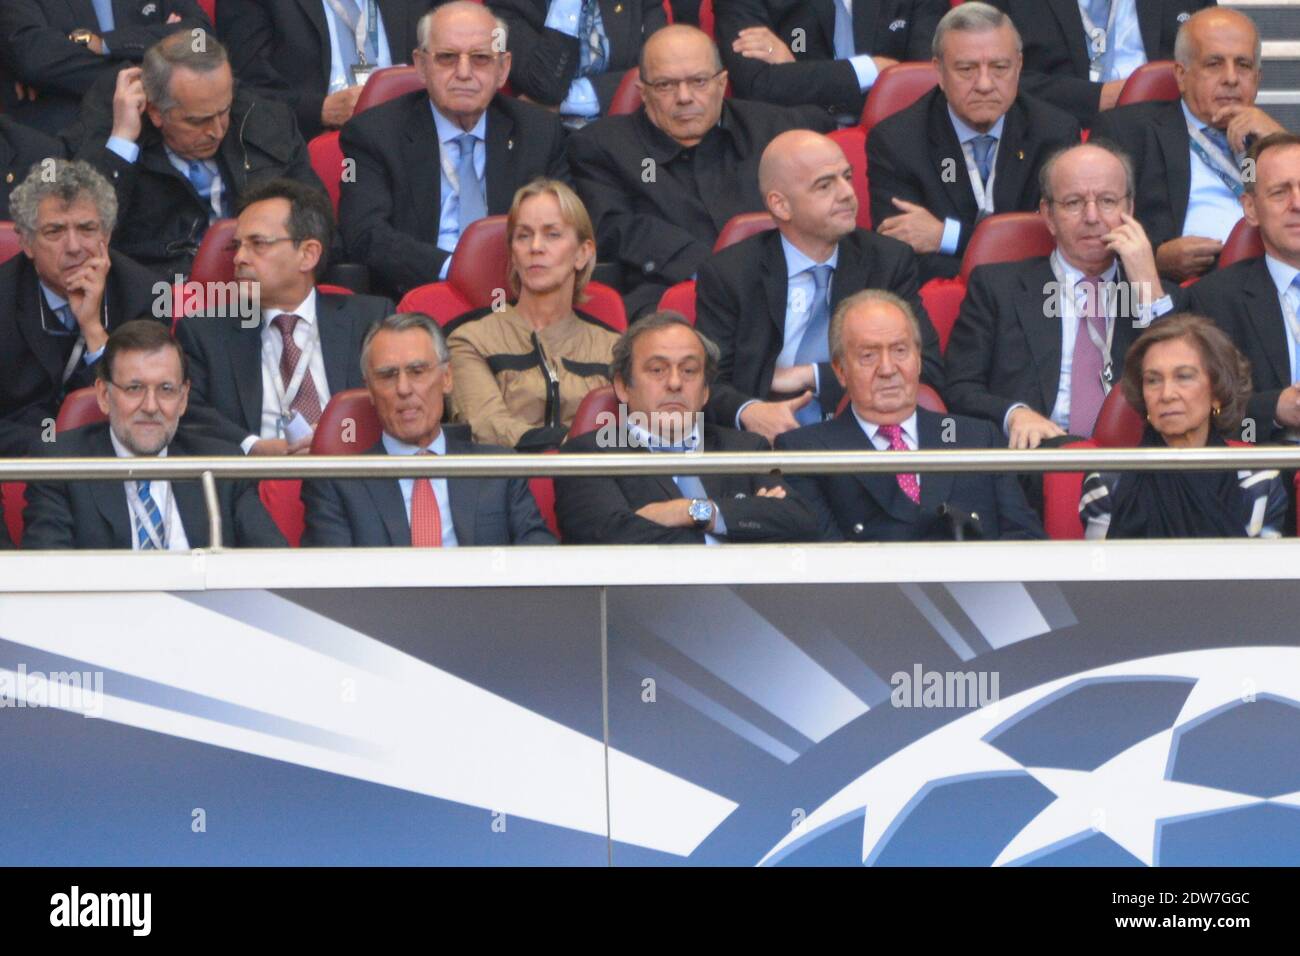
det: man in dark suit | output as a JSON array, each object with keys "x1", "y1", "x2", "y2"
[
  {"x1": 1091, "y1": 8, "x2": 1282, "y2": 282},
  {"x1": 68, "y1": 32, "x2": 324, "y2": 281},
  {"x1": 489, "y1": 0, "x2": 668, "y2": 126},
  {"x1": 988, "y1": 0, "x2": 1215, "y2": 125},
  {"x1": 21, "y1": 320, "x2": 286, "y2": 550},
  {"x1": 945, "y1": 141, "x2": 1176, "y2": 449},
  {"x1": 0, "y1": 160, "x2": 165, "y2": 459},
  {"x1": 339, "y1": 1, "x2": 569, "y2": 298},
  {"x1": 568, "y1": 24, "x2": 834, "y2": 318},
  {"x1": 1186, "y1": 133, "x2": 1300, "y2": 444},
  {"x1": 218, "y1": 0, "x2": 443, "y2": 140},
  {"x1": 714, "y1": 0, "x2": 945, "y2": 122},
  {"x1": 868, "y1": 3, "x2": 1080, "y2": 282},
  {"x1": 555, "y1": 311, "x2": 821, "y2": 544},
  {"x1": 0, "y1": 0, "x2": 209, "y2": 135},
  {"x1": 178, "y1": 178, "x2": 394, "y2": 455},
  {"x1": 302, "y1": 312, "x2": 556, "y2": 546},
  {"x1": 777, "y1": 289, "x2": 1044, "y2": 541},
  {"x1": 0, "y1": 117, "x2": 66, "y2": 220},
  {"x1": 696, "y1": 129, "x2": 943, "y2": 445}
]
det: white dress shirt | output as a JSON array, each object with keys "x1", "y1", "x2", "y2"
[
  {"x1": 939, "y1": 108, "x2": 1007, "y2": 256},
  {"x1": 241, "y1": 289, "x2": 333, "y2": 452},
  {"x1": 1180, "y1": 100, "x2": 1245, "y2": 243},
  {"x1": 851, "y1": 407, "x2": 920, "y2": 491},
  {"x1": 431, "y1": 105, "x2": 489, "y2": 279},
  {"x1": 110, "y1": 429, "x2": 191, "y2": 551},
  {"x1": 323, "y1": 0, "x2": 395, "y2": 95},
  {"x1": 1265, "y1": 254, "x2": 1300, "y2": 385},
  {"x1": 38, "y1": 282, "x2": 105, "y2": 366},
  {"x1": 383, "y1": 429, "x2": 460, "y2": 547},
  {"x1": 1078, "y1": 0, "x2": 1147, "y2": 82}
]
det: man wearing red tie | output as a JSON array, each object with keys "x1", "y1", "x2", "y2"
[{"x1": 301, "y1": 312, "x2": 557, "y2": 547}]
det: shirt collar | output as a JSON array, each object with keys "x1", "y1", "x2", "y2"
[
  {"x1": 38, "y1": 281, "x2": 69, "y2": 312},
  {"x1": 263, "y1": 288, "x2": 319, "y2": 330},
  {"x1": 852, "y1": 407, "x2": 919, "y2": 447},
  {"x1": 780, "y1": 233, "x2": 839, "y2": 278},
  {"x1": 627, "y1": 419, "x2": 703, "y2": 452},
  {"x1": 1180, "y1": 98, "x2": 1217, "y2": 136},
  {"x1": 638, "y1": 101, "x2": 728, "y2": 163},
  {"x1": 947, "y1": 105, "x2": 1006, "y2": 144},
  {"x1": 431, "y1": 104, "x2": 488, "y2": 145},
  {"x1": 1265, "y1": 254, "x2": 1300, "y2": 301},
  {"x1": 165, "y1": 146, "x2": 216, "y2": 175},
  {"x1": 1052, "y1": 248, "x2": 1119, "y2": 285},
  {"x1": 382, "y1": 428, "x2": 448, "y2": 457},
  {"x1": 109, "y1": 427, "x2": 169, "y2": 459}
]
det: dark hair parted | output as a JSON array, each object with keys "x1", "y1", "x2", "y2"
[
  {"x1": 236, "y1": 177, "x2": 335, "y2": 279},
  {"x1": 98, "y1": 320, "x2": 189, "y2": 384},
  {"x1": 609, "y1": 311, "x2": 720, "y2": 386},
  {"x1": 1120, "y1": 313, "x2": 1252, "y2": 437},
  {"x1": 1245, "y1": 131, "x2": 1300, "y2": 194}
]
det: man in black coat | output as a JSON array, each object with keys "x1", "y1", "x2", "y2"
[
  {"x1": 0, "y1": 0, "x2": 209, "y2": 135},
  {"x1": 1090, "y1": 8, "x2": 1282, "y2": 282},
  {"x1": 21, "y1": 320, "x2": 286, "y2": 550},
  {"x1": 714, "y1": 0, "x2": 945, "y2": 121},
  {"x1": 696, "y1": 129, "x2": 942, "y2": 445},
  {"x1": 555, "y1": 312, "x2": 822, "y2": 544},
  {"x1": 1186, "y1": 134, "x2": 1300, "y2": 444},
  {"x1": 177, "y1": 179, "x2": 394, "y2": 454},
  {"x1": 988, "y1": 0, "x2": 1215, "y2": 126},
  {"x1": 944, "y1": 142, "x2": 1176, "y2": 449},
  {"x1": 302, "y1": 313, "x2": 556, "y2": 546},
  {"x1": 69, "y1": 33, "x2": 323, "y2": 281},
  {"x1": 0, "y1": 160, "x2": 166, "y2": 458},
  {"x1": 868, "y1": 3, "x2": 1080, "y2": 282},
  {"x1": 218, "y1": 0, "x2": 444, "y2": 140},
  {"x1": 339, "y1": 1, "x2": 568, "y2": 298},
  {"x1": 777, "y1": 289, "x2": 1044, "y2": 541},
  {"x1": 568, "y1": 24, "x2": 834, "y2": 318},
  {"x1": 0, "y1": 117, "x2": 67, "y2": 220},
  {"x1": 489, "y1": 0, "x2": 668, "y2": 126}
]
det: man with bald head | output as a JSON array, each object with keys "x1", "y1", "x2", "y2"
[
  {"x1": 340, "y1": 1, "x2": 568, "y2": 297},
  {"x1": 1092, "y1": 7, "x2": 1285, "y2": 281},
  {"x1": 946, "y1": 141, "x2": 1176, "y2": 450},
  {"x1": 696, "y1": 128, "x2": 942, "y2": 443},
  {"x1": 568, "y1": 24, "x2": 834, "y2": 318}
]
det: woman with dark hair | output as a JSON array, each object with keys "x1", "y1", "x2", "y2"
[{"x1": 1079, "y1": 313, "x2": 1287, "y2": 539}]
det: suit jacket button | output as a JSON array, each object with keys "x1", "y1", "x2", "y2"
[
  {"x1": 643, "y1": 260, "x2": 656, "y2": 273},
  {"x1": 852, "y1": 523, "x2": 864, "y2": 534}
]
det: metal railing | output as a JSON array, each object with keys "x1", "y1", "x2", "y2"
[{"x1": 4, "y1": 445, "x2": 1299, "y2": 549}]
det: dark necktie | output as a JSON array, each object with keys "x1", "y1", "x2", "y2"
[{"x1": 272, "y1": 313, "x2": 323, "y2": 424}]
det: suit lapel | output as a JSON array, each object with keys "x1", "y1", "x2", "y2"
[
  {"x1": 296, "y1": 0, "x2": 331, "y2": 48},
  {"x1": 484, "y1": 100, "x2": 516, "y2": 214},
  {"x1": 1153, "y1": 102, "x2": 1192, "y2": 231},
  {"x1": 315, "y1": 294, "x2": 351, "y2": 396},
  {"x1": 930, "y1": 94, "x2": 977, "y2": 222},
  {"x1": 915, "y1": 410, "x2": 953, "y2": 512},
  {"x1": 1015, "y1": 259, "x2": 1063, "y2": 413},
  {"x1": 828, "y1": 412, "x2": 917, "y2": 524},
  {"x1": 228, "y1": 321, "x2": 264, "y2": 433},
  {"x1": 992, "y1": 99, "x2": 1034, "y2": 208},
  {"x1": 83, "y1": 428, "x2": 135, "y2": 545},
  {"x1": 171, "y1": 479, "x2": 210, "y2": 548},
  {"x1": 812, "y1": 0, "x2": 838, "y2": 57},
  {"x1": 761, "y1": 233, "x2": 789, "y2": 348},
  {"x1": 376, "y1": 0, "x2": 412, "y2": 60},
  {"x1": 597, "y1": 0, "x2": 630, "y2": 57},
  {"x1": 1243, "y1": 259, "x2": 1291, "y2": 389},
  {"x1": 1136, "y1": 0, "x2": 1164, "y2": 59},
  {"x1": 14, "y1": 262, "x2": 70, "y2": 390},
  {"x1": 831, "y1": 236, "x2": 868, "y2": 308},
  {"x1": 403, "y1": 97, "x2": 443, "y2": 240},
  {"x1": 359, "y1": 444, "x2": 412, "y2": 546},
  {"x1": 443, "y1": 430, "x2": 480, "y2": 545},
  {"x1": 1048, "y1": 0, "x2": 1092, "y2": 76},
  {"x1": 852, "y1": 0, "x2": 879, "y2": 57}
]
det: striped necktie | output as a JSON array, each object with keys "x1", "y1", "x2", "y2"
[{"x1": 135, "y1": 480, "x2": 166, "y2": 550}]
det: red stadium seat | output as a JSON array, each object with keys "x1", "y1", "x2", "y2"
[
  {"x1": 658, "y1": 280, "x2": 697, "y2": 324},
  {"x1": 354, "y1": 66, "x2": 425, "y2": 115},
  {"x1": 2, "y1": 482, "x2": 24, "y2": 549},
  {"x1": 397, "y1": 283, "x2": 474, "y2": 326},
  {"x1": 1042, "y1": 388, "x2": 1144, "y2": 539},
  {"x1": 920, "y1": 278, "x2": 965, "y2": 354},
  {"x1": 566, "y1": 384, "x2": 619, "y2": 440},
  {"x1": 1116, "y1": 60, "x2": 1179, "y2": 107},
  {"x1": 312, "y1": 388, "x2": 383, "y2": 454},
  {"x1": 260, "y1": 480, "x2": 305, "y2": 547},
  {"x1": 198, "y1": 0, "x2": 216, "y2": 23},
  {"x1": 609, "y1": 69, "x2": 642, "y2": 116},
  {"x1": 189, "y1": 217, "x2": 239, "y2": 285},
  {"x1": 578, "y1": 282, "x2": 628, "y2": 332},
  {"x1": 714, "y1": 211, "x2": 776, "y2": 252},
  {"x1": 0, "y1": 221, "x2": 20, "y2": 264},
  {"x1": 308, "y1": 131, "x2": 345, "y2": 218},
  {"x1": 55, "y1": 387, "x2": 107, "y2": 432},
  {"x1": 699, "y1": 0, "x2": 715, "y2": 39},
  {"x1": 828, "y1": 125, "x2": 872, "y2": 229},
  {"x1": 446, "y1": 215, "x2": 511, "y2": 309},
  {"x1": 1219, "y1": 218, "x2": 1264, "y2": 268},
  {"x1": 1091, "y1": 383, "x2": 1145, "y2": 447},
  {"x1": 530, "y1": 450, "x2": 560, "y2": 539},
  {"x1": 960, "y1": 212, "x2": 1055, "y2": 283},
  {"x1": 860, "y1": 62, "x2": 939, "y2": 132}
]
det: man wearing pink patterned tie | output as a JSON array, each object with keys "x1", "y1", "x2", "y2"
[{"x1": 777, "y1": 288, "x2": 1044, "y2": 541}]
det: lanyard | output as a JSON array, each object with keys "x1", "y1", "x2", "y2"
[
  {"x1": 1051, "y1": 252, "x2": 1117, "y2": 392},
  {"x1": 127, "y1": 481, "x2": 173, "y2": 551},
  {"x1": 959, "y1": 138, "x2": 998, "y2": 220},
  {"x1": 1187, "y1": 124, "x2": 1245, "y2": 198},
  {"x1": 324, "y1": 0, "x2": 379, "y2": 65},
  {"x1": 36, "y1": 286, "x2": 106, "y2": 384},
  {"x1": 261, "y1": 316, "x2": 320, "y2": 430},
  {"x1": 1078, "y1": 0, "x2": 1119, "y2": 81}
]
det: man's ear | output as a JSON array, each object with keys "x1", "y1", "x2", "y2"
[
  {"x1": 612, "y1": 374, "x2": 630, "y2": 406},
  {"x1": 441, "y1": 362, "x2": 455, "y2": 396},
  {"x1": 299, "y1": 238, "x2": 323, "y2": 276},
  {"x1": 831, "y1": 356, "x2": 848, "y2": 390},
  {"x1": 94, "y1": 377, "x2": 111, "y2": 416},
  {"x1": 1241, "y1": 192, "x2": 1259, "y2": 227},
  {"x1": 146, "y1": 103, "x2": 164, "y2": 130}
]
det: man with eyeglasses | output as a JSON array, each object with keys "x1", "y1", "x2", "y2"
[
  {"x1": 868, "y1": 3, "x2": 1081, "y2": 283},
  {"x1": 340, "y1": 1, "x2": 569, "y2": 298},
  {"x1": 177, "y1": 178, "x2": 395, "y2": 456},
  {"x1": 946, "y1": 141, "x2": 1176, "y2": 450},
  {"x1": 568, "y1": 23, "x2": 834, "y2": 319},
  {"x1": 301, "y1": 312, "x2": 556, "y2": 546},
  {"x1": 68, "y1": 31, "x2": 323, "y2": 280},
  {"x1": 21, "y1": 320, "x2": 286, "y2": 550},
  {"x1": 0, "y1": 160, "x2": 164, "y2": 458},
  {"x1": 1092, "y1": 8, "x2": 1284, "y2": 283}
]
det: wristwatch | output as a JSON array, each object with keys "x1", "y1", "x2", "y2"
[
  {"x1": 688, "y1": 498, "x2": 715, "y2": 529},
  {"x1": 69, "y1": 29, "x2": 94, "y2": 46}
]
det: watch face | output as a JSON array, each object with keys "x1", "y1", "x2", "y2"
[{"x1": 688, "y1": 499, "x2": 713, "y2": 525}]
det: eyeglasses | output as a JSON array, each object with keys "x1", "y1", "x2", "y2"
[
  {"x1": 640, "y1": 69, "x2": 725, "y2": 97},
  {"x1": 369, "y1": 361, "x2": 442, "y2": 389},
  {"x1": 1049, "y1": 194, "x2": 1130, "y2": 217},
  {"x1": 108, "y1": 381, "x2": 187, "y2": 405},
  {"x1": 223, "y1": 236, "x2": 296, "y2": 255},
  {"x1": 422, "y1": 49, "x2": 500, "y2": 70}
]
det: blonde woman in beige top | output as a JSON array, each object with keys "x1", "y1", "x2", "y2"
[{"x1": 447, "y1": 179, "x2": 619, "y2": 450}]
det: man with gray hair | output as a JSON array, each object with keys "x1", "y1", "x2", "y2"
[
  {"x1": 301, "y1": 312, "x2": 557, "y2": 546},
  {"x1": 340, "y1": 1, "x2": 568, "y2": 298},
  {"x1": 1092, "y1": 7, "x2": 1285, "y2": 282},
  {"x1": 0, "y1": 160, "x2": 164, "y2": 458},
  {"x1": 868, "y1": 2, "x2": 1080, "y2": 282},
  {"x1": 777, "y1": 289, "x2": 1044, "y2": 541},
  {"x1": 68, "y1": 30, "x2": 323, "y2": 278}
]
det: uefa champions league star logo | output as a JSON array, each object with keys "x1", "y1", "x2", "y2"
[{"x1": 760, "y1": 647, "x2": 1300, "y2": 867}]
